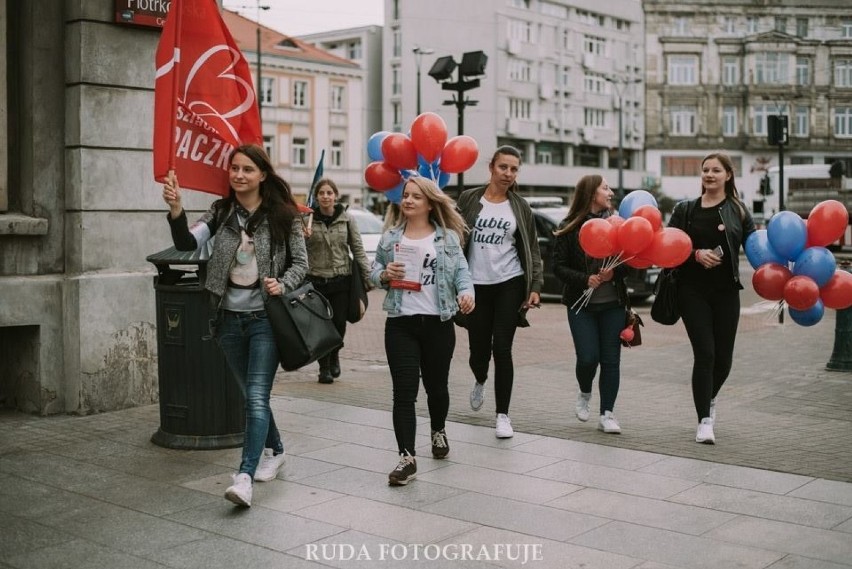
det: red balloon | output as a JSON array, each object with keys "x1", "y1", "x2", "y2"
[
  {"x1": 807, "y1": 200, "x2": 849, "y2": 247},
  {"x1": 617, "y1": 217, "x2": 654, "y2": 256},
  {"x1": 752, "y1": 263, "x2": 793, "y2": 301},
  {"x1": 783, "y1": 275, "x2": 820, "y2": 310},
  {"x1": 606, "y1": 215, "x2": 625, "y2": 229},
  {"x1": 410, "y1": 112, "x2": 448, "y2": 163},
  {"x1": 820, "y1": 270, "x2": 852, "y2": 310},
  {"x1": 644, "y1": 228, "x2": 693, "y2": 268},
  {"x1": 632, "y1": 204, "x2": 663, "y2": 232},
  {"x1": 579, "y1": 218, "x2": 617, "y2": 259},
  {"x1": 381, "y1": 134, "x2": 418, "y2": 171},
  {"x1": 440, "y1": 136, "x2": 479, "y2": 174},
  {"x1": 364, "y1": 161, "x2": 402, "y2": 191},
  {"x1": 625, "y1": 255, "x2": 654, "y2": 269}
]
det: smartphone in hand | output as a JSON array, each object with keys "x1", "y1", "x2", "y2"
[{"x1": 712, "y1": 245, "x2": 724, "y2": 257}]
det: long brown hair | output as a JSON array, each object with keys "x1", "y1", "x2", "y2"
[
  {"x1": 554, "y1": 174, "x2": 606, "y2": 236},
  {"x1": 214, "y1": 144, "x2": 298, "y2": 245}
]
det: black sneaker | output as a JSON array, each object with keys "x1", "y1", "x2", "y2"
[
  {"x1": 388, "y1": 453, "x2": 417, "y2": 486},
  {"x1": 431, "y1": 429, "x2": 449, "y2": 459}
]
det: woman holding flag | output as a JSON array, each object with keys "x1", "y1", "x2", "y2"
[
  {"x1": 163, "y1": 144, "x2": 307, "y2": 507},
  {"x1": 552, "y1": 175, "x2": 629, "y2": 434}
]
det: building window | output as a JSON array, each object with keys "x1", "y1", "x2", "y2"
[
  {"x1": 536, "y1": 149, "x2": 552, "y2": 164},
  {"x1": 508, "y1": 58, "x2": 533, "y2": 82},
  {"x1": 508, "y1": 98, "x2": 532, "y2": 119},
  {"x1": 576, "y1": 145, "x2": 600, "y2": 167},
  {"x1": 796, "y1": 18, "x2": 808, "y2": 37},
  {"x1": 577, "y1": 9, "x2": 604, "y2": 27},
  {"x1": 263, "y1": 136, "x2": 274, "y2": 161},
  {"x1": 508, "y1": 19, "x2": 532, "y2": 43},
  {"x1": 796, "y1": 57, "x2": 811, "y2": 86},
  {"x1": 392, "y1": 102, "x2": 401, "y2": 130},
  {"x1": 560, "y1": 66, "x2": 571, "y2": 88},
  {"x1": 661, "y1": 156, "x2": 704, "y2": 176},
  {"x1": 746, "y1": 16, "x2": 758, "y2": 34},
  {"x1": 584, "y1": 108, "x2": 606, "y2": 128},
  {"x1": 842, "y1": 19, "x2": 852, "y2": 39},
  {"x1": 392, "y1": 0, "x2": 399, "y2": 20},
  {"x1": 583, "y1": 35, "x2": 606, "y2": 56},
  {"x1": 347, "y1": 41, "x2": 362, "y2": 60},
  {"x1": 836, "y1": 107, "x2": 852, "y2": 137},
  {"x1": 774, "y1": 17, "x2": 787, "y2": 33},
  {"x1": 330, "y1": 140, "x2": 343, "y2": 168},
  {"x1": 670, "y1": 106, "x2": 696, "y2": 135},
  {"x1": 835, "y1": 60, "x2": 852, "y2": 88},
  {"x1": 259, "y1": 77, "x2": 274, "y2": 105},
  {"x1": 393, "y1": 30, "x2": 401, "y2": 57},
  {"x1": 541, "y1": 2, "x2": 568, "y2": 18},
  {"x1": 330, "y1": 85, "x2": 345, "y2": 111},
  {"x1": 721, "y1": 16, "x2": 735, "y2": 34},
  {"x1": 293, "y1": 80, "x2": 308, "y2": 108},
  {"x1": 722, "y1": 106, "x2": 738, "y2": 136},
  {"x1": 794, "y1": 106, "x2": 809, "y2": 137},
  {"x1": 754, "y1": 52, "x2": 788, "y2": 85},
  {"x1": 584, "y1": 73, "x2": 607, "y2": 94},
  {"x1": 752, "y1": 104, "x2": 774, "y2": 136},
  {"x1": 292, "y1": 137, "x2": 308, "y2": 166},
  {"x1": 668, "y1": 55, "x2": 698, "y2": 85},
  {"x1": 722, "y1": 57, "x2": 740, "y2": 85},
  {"x1": 392, "y1": 66, "x2": 401, "y2": 95},
  {"x1": 509, "y1": 0, "x2": 529, "y2": 8},
  {"x1": 671, "y1": 17, "x2": 689, "y2": 36}
]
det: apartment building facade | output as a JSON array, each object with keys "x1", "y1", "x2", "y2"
[
  {"x1": 644, "y1": 0, "x2": 852, "y2": 216},
  {"x1": 384, "y1": 0, "x2": 647, "y2": 197}
]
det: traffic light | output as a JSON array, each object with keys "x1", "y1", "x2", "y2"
[
  {"x1": 759, "y1": 175, "x2": 772, "y2": 196},
  {"x1": 767, "y1": 115, "x2": 788, "y2": 145}
]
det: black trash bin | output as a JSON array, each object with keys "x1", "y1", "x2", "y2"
[{"x1": 147, "y1": 246, "x2": 244, "y2": 449}]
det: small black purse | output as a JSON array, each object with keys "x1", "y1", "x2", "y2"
[
  {"x1": 347, "y1": 258, "x2": 369, "y2": 324},
  {"x1": 650, "y1": 269, "x2": 680, "y2": 325}
]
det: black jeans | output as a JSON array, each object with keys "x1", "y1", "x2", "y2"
[
  {"x1": 309, "y1": 275, "x2": 350, "y2": 347},
  {"x1": 678, "y1": 281, "x2": 740, "y2": 420},
  {"x1": 385, "y1": 315, "x2": 456, "y2": 456},
  {"x1": 466, "y1": 275, "x2": 526, "y2": 415}
]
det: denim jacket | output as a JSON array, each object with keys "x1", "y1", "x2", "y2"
[{"x1": 369, "y1": 223, "x2": 474, "y2": 322}]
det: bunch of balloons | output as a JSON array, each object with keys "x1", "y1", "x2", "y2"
[
  {"x1": 578, "y1": 190, "x2": 693, "y2": 270},
  {"x1": 363, "y1": 112, "x2": 479, "y2": 204},
  {"x1": 746, "y1": 199, "x2": 851, "y2": 326}
]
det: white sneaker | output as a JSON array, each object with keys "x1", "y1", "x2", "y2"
[
  {"x1": 709, "y1": 398, "x2": 717, "y2": 422},
  {"x1": 696, "y1": 418, "x2": 715, "y2": 444},
  {"x1": 575, "y1": 391, "x2": 592, "y2": 422},
  {"x1": 224, "y1": 473, "x2": 253, "y2": 507},
  {"x1": 598, "y1": 411, "x2": 621, "y2": 434},
  {"x1": 470, "y1": 381, "x2": 485, "y2": 411},
  {"x1": 254, "y1": 448, "x2": 286, "y2": 482},
  {"x1": 495, "y1": 413, "x2": 514, "y2": 438}
]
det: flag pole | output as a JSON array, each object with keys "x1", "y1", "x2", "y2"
[{"x1": 167, "y1": 0, "x2": 184, "y2": 173}]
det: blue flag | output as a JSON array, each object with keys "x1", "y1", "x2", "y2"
[{"x1": 306, "y1": 149, "x2": 325, "y2": 209}]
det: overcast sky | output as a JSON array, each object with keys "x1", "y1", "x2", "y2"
[{"x1": 222, "y1": 0, "x2": 384, "y2": 37}]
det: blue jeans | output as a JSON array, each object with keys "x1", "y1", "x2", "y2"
[
  {"x1": 216, "y1": 310, "x2": 283, "y2": 479},
  {"x1": 566, "y1": 301, "x2": 623, "y2": 414}
]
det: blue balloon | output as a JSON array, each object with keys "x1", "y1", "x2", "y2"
[
  {"x1": 417, "y1": 162, "x2": 434, "y2": 179},
  {"x1": 789, "y1": 299, "x2": 824, "y2": 327},
  {"x1": 437, "y1": 170, "x2": 451, "y2": 189},
  {"x1": 618, "y1": 190, "x2": 658, "y2": 218},
  {"x1": 384, "y1": 181, "x2": 404, "y2": 205},
  {"x1": 767, "y1": 211, "x2": 807, "y2": 262},
  {"x1": 745, "y1": 230, "x2": 787, "y2": 269},
  {"x1": 367, "y1": 131, "x2": 390, "y2": 162},
  {"x1": 793, "y1": 246, "x2": 837, "y2": 288}
]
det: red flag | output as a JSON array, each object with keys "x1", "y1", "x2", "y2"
[{"x1": 154, "y1": 0, "x2": 262, "y2": 196}]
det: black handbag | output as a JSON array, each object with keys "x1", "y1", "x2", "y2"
[
  {"x1": 347, "y1": 258, "x2": 369, "y2": 323},
  {"x1": 266, "y1": 282, "x2": 343, "y2": 371},
  {"x1": 622, "y1": 308, "x2": 643, "y2": 347},
  {"x1": 650, "y1": 269, "x2": 680, "y2": 325}
]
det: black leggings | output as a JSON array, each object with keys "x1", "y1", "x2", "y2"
[
  {"x1": 466, "y1": 275, "x2": 526, "y2": 415},
  {"x1": 678, "y1": 282, "x2": 740, "y2": 421},
  {"x1": 385, "y1": 315, "x2": 455, "y2": 456},
  {"x1": 310, "y1": 275, "x2": 350, "y2": 344}
]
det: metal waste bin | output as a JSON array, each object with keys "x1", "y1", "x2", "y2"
[{"x1": 147, "y1": 246, "x2": 244, "y2": 449}]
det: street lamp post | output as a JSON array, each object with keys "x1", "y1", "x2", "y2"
[
  {"x1": 231, "y1": 3, "x2": 270, "y2": 121},
  {"x1": 428, "y1": 51, "x2": 488, "y2": 194},
  {"x1": 412, "y1": 46, "x2": 434, "y2": 116},
  {"x1": 604, "y1": 76, "x2": 641, "y2": 202}
]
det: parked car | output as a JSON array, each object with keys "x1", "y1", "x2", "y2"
[
  {"x1": 531, "y1": 206, "x2": 660, "y2": 301},
  {"x1": 346, "y1": 207, "x2": 384, "y2": 266}
]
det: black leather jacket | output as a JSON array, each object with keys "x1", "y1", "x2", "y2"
[{"x1": 668, "y1": 197, "x2": 756, "y2": 288}]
